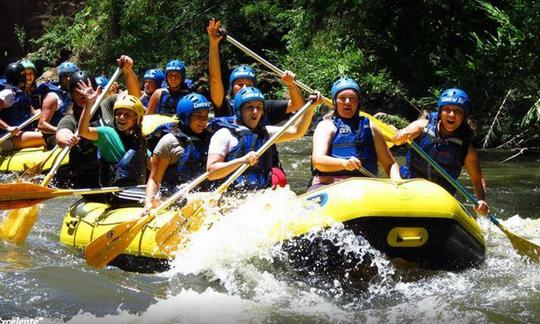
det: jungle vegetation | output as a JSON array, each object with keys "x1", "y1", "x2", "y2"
[{"x1": 17, "y1": 0, "x2": 540, "y2": 149}]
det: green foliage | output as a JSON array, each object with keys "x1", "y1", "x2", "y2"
[
  {"x1": 521, "y1": 98, "x2": 540, "y2": 127},
  {"x1": 14, "y1": 24, "x2": 27, "y2": 53},
  {"x1": 24, "y1": 0, "x2": 540, "y2": 148}
]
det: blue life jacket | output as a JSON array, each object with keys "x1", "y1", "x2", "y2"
[
  {"x1": 26, "y1": 83, "x2": 42, "y2": 110},
  {"x1": 161, "y1": 125, "x2": 211, "y2": 191},
  {"x1": 206, "y1": 115, "x2": 237, "y2": 134},
  {"x1": 98, "y1": 129, "x2": 147, "y2": 187},
  {"x1": 140, "y1": 93, "x2": 151, "y2": 108},
  {"x1": 146, "y1": 121, "x2": 177, "y2": 151},
  {"x1": 313, "y1": 115, "x2": 378, "y2": 177},
  {"x1": 37, "y1": 82, "x2": 71, "y2": 126},
  {"x1": 156, "y1": 81, "x2": 194, "y2": 115},
  {"x1": 402, "y1": 112, "x2": 469, "y2": 194},
  {"x1": 0, "y1": 84, "x2": 33, "y2": 131},
  {"x1": 214, "y1": 122, "x2": 272, "y2": 191}
]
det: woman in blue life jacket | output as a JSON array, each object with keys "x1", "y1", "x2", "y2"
[
  {"x1": 38, "y1": 61, "x2": 79, "y2": 148},
  {"x1": 207, "y1": 18, "x2": 306, "y2": 188},
  {"x1": 0, "y1": 62, "x2": 44, "y2": 152},
  {"x1": 207, "y1": 85, "x2": 321, "y2": 191},
  {"x1": 20, "y1": 59, "x2": 41, "y2": 109},
  {"x1": 392, "y1": 88, "x2": 489, "y2": 215},
  {"x1": 140, "y1": 69, "x2": 165, "y2": 108},
  {"x1": 309, "y1": 78, "x2": 401, "y2": 191},
  {"x1": 146, "y1": 60, "x2": 192, "y2": 115},
  {"x1": 76, "y1": 83, "x2": 147, "y2": 189},
  {"x1": 144, "y1": 93, "x2": 212, "y2": 210}
]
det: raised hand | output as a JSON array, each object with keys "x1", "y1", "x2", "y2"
[{"x1": 207, "y1": 18, "x2": 223, "y2": 44}]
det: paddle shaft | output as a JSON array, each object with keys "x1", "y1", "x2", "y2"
[
  {"x1": 0, "y1": 112, "x2": 42, "y2": 145},
  {"x1": 215, "y1": 99, "x2": 314, "y2": 195},
  {"x1": 41, "y1": 67, "x2": 122, "y2": 186},
  {"x1": 0, "y1": 184, "x2": 145, "y2": 202},
  {"x1": 83, "y1": 171, "x2": 210, "y2": 268},
  {"x1": 222, "y1": 33, "x2": 396, "y2": 143},
  {"x1": 153, "y1": 171, "x2": 210, "y2": 213}
]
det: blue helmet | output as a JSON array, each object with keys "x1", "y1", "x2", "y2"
[
  {"x1": 165, "y1": 59, "x2": 186, "y2": 76},
  {"x1": 331, "y1": 77, "x2": 362, "y2": 104},
  {"x1": 437, "y1": 88, "x2": 471, "y2": 116},
  {"x1": 143, "y1": 69, "x2": 166, "y2": 86},
  {"x1": 58, "y1": 62, "x2": 79, "y2": 80},
  {"x1": 229, "y1": 65, "x2": 257, "y2": 87},
  {"x1": 233, "y1": 87, "x2": 265, "y2": 121},
  {"x1": 95, "y1": 75, "x2": 109, "y2": 89},
  {"x1": 176, "y1": 93, "x2": 212, "y2": 125}
]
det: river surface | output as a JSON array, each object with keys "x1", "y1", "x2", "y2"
[{"x1": 0, "y1": 138, "x2": 539, "y2": 323}]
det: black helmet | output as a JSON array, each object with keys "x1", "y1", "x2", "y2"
[
  {"x1": 69, "y1": 70, "x2": 96, "y2": 92},
  {"x1": 5, "y1": 62, "x2": 26, "y2": 86}
]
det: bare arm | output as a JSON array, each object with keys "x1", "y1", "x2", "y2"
[
  {"x1": 56, "y1": 128, "x2": 80, "y2": 148},
  {"x1": 145, "y1": 154, "x2": 170, "y2": 209},
  {"x1": 38, "y1": 94, "x2": 59, "y2": 134},
  {"x1": 117, "y1": 55, "x2": 140, "y2": 97},
  {"x1": 464, "y1": 143, "x2": 489, "y2": 215},
  {"x1": 392, "y1": 119, "x2": 429, "y2": 145},
  {"x1": 371, "y1": 123, "x2": 401, "y2": 180},
  {"x1": 145, "y1": 89, "x2": 163, "y2": 114},
  {"x1": 282, "y1": 71, "x2": 305, "y2": 114},
  {"x1": 206, "y1": 152, "x2": 257, "y2": 181},
  {"x1": 311, "y1": 120, "x2": 359, "y2": 172},
  {"x1": 207, "y1": 18, "x2": 225, "y2": 108},
  {"x1": 273, "y1": 92, "x2": 320, "y2": 143}
]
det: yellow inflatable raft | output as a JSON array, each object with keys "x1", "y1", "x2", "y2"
[
  {"x1": 60, "y1": 178, "x2": 485, "y2": 272},
  {"x1": 0, "y1": 114, "x2": 174, "y2": 173},
  {"x1": 0, "y1": 147, "x2": 69, "y2": 173}
]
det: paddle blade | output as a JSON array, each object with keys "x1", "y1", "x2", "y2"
[
  {"x1": 0, "y1": 182, "x2": 56, "y2": 210},
  {"x1": 84, "y1": 214, "x2": 155, "y2": 268},
  {"x1": 0, "y1": 198, "x2": 47, "y2": 210},
  {"x1": 497, "y1": 223, "x2": 540, "y2": 262},
  {"x1": 21, "y1": 162, "x2": 46, "y2": 179},
  {"x1": 156, "y1": 199, "x2": 206, "y2": 255},
  {"x1": 0, "y1": 205, "x2": 40, "y2": 245},
  {"x1": 20, "y1": 146, "x2": 62, "y2": 180}
]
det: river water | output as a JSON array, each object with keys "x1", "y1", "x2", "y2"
[{"x1": 0, "y1": 138, "x2": 539, "y2": 323}]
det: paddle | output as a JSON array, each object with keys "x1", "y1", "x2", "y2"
[
  {"x1": 20, "y1": 145, "x2": 61, "y2": 180},
  {"x1": 407, "y1": 141, "x2": 540, "y2": 262},
  {"x1": 0, "y1": 182, "x2": 145, "y2": 210},
  {"x1": 84, "y1": 171, "x2": 210, "y2": 268},
  {"x1": 369, "y1": 114, "x2": 540, "y2": 261},
  {"x1": 155, "y1": 99, "x2": 318, "y2": 254},
  {"x1": 219, "y1": 30, "x2": 395, "y2": 147},
  {"x1": 0, "y1": 112, "x2": 42, "y2": 146},
  {"x1": 0, "y1": 68, "x2": 121, "y2": 244},
  {"x1": 222, "y1": 31, "x2": 539, "y2": 260}
]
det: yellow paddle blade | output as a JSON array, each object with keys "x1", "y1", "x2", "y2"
[
  {"x1": 497, "y1": 223, "x2": 540, "y2": 262},
  {"x1": 0, "y1": 182, "x2": 54, "y2": 210},
  {"x1": 141, "y1": 114, "x2": 175, "y2": 136},
  {"x1": 0, "y1": 205, "x2": 40, "y2": 245},
  {"x1": 84, "y1": 214, "x2": 155, "y2": 268},
  {"x1": 20, "y1": 146, "x2": 62, "y2": 180},
  {"x1": 156, "y1": 198, "x2": 206, "y2": 255},
  {"x1": 359, "y1": 111, "x2": 398, "y2": 147}
]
